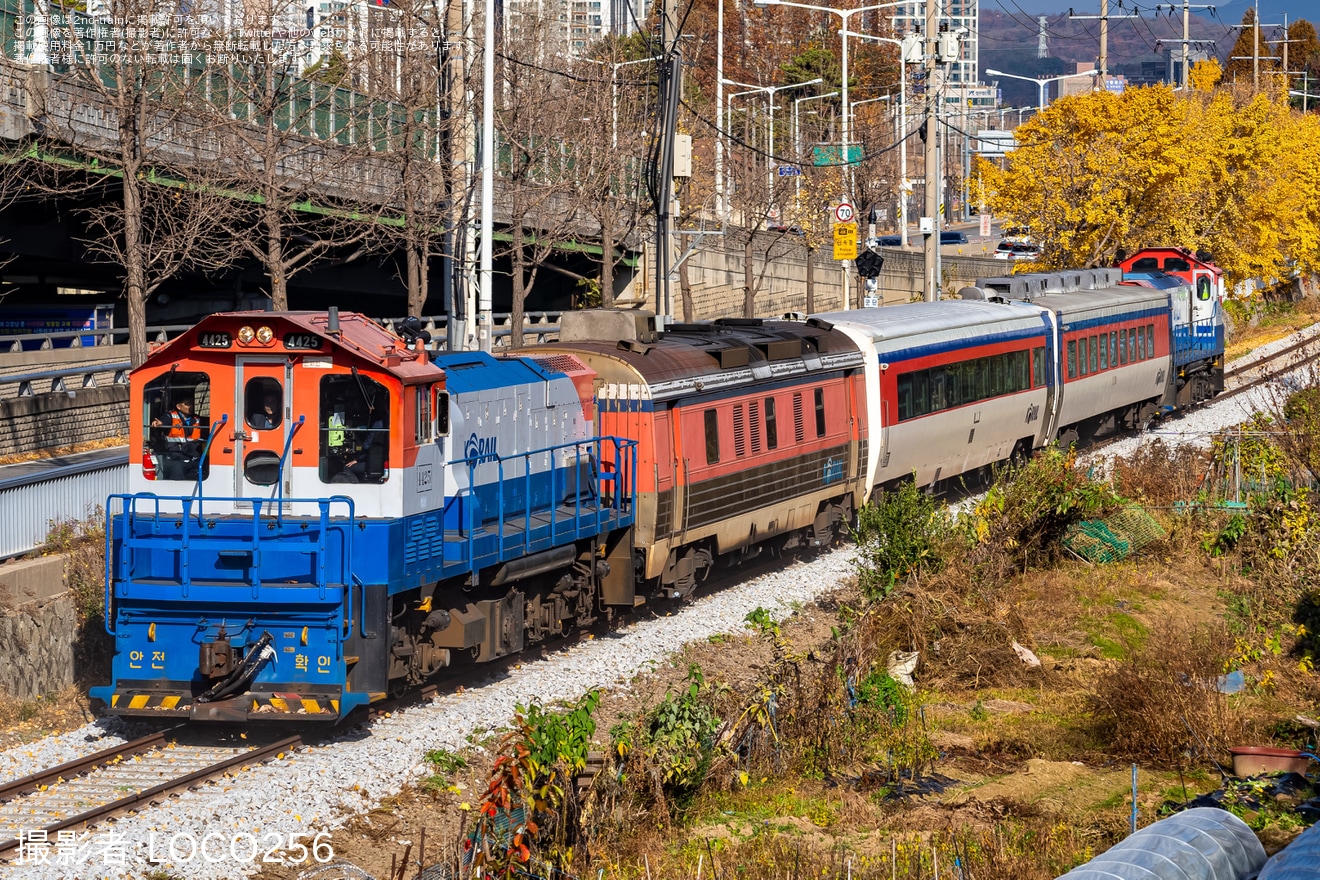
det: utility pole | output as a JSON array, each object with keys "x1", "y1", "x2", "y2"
[
  {"x1": 1253, "y1": 7, "x2": 1286, "y2": 89},
  {"x1": 1070, "y1": 1, "x2": 1139, "y2": 83},
  {"x1": 922, "y1": 0, "x2": 940, "y2": 302},
  {"x1": 654, "y1": 0, "x2": 682, "y2": 323},
  {"x1": 445, "y1": 0, "x2": 474, "y2": 351},
  {"x1": 1154, "y1": 1, "x2": 1215, "y2": 88},
  {"x1": 477, "y1": 0, "x2": 495, "y2": 352},
  {"x1": 716, "y1": 0, "x2": 725, "y2": 220}
]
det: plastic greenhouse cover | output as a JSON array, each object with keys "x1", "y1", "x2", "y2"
[
  {"x1": 1258, "y1": 820, "x2": 1320, "y2": 880},
  {"x1": 1057, "y1": 808, "x2": 1266, "y2": 880}
]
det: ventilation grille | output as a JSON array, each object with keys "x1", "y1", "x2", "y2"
[
  {"x1": 733, "y1": 404, "x2": 746, "y2": 457},
  {"x1": 749, "y1": 400, "x2": 762, "y2": 454},
  {"x1": 793, "y1": 392, "x2": 805, "y2": 443},
  {"x1": 529, "y1": 353, "x2": 588, "y2": 375}
]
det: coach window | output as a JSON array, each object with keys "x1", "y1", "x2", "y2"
[
  {"x1": 1147, "y1": 324, "x2": 1156, "y2": 355},
  {"x1": 704, "y1": 409, "x2": 720, "y2": 464},
  {"x1": 1128, "y1": 328, "x2": 1137, "y2": 362},
  {"x1": 1067, "y1": 341, "x2": 1077, "y2": 379},
  {"x1": 1098, "y1": 335, "x2": 1108, "y2": 371},
  {"x1": 320, "y1": 374, "x2": 391, "y2": 484},
  {"x1": 144, "y1": 372, "x2": 212, "y2": 481},
  {"x1": 814, "y1": 388, "x2": 826, "y2": 437},
  {"x1": 1119, "y1": 331, "x2": 1127, "y2": 364},
  {"x1": 1110, "y1": 332, "x2": 1118, "y2": 368},
  {"x1": 764, "y1": 397, "x2": 778, "y2": 450},
  {"x1": 1089, "y1": 335, "x2": 1099, "y2": 373},
  {"x1": 1137, "y1": 327, "x2": 1146, "y2": 360},
  {"x1": 1078, "y1": 338, "x2": 1089, "y2": 377},
  {"x1": 1032, "y1": 347, "x2": 1045, "y2": 386}
]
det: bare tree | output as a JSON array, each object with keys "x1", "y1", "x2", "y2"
[
  {"x1": 496, "y1": 17, "x2": 594, "y2": 346},
  {"x1": 200, "y1": 0, "x2": 390, "y2": 309},
  {"x1": 573, "y1": 48, "x2": 654, "y2": 306},
  {"x1": 375, "y1": 0, "x2": 457, "y2": 317},
  {"x1": 33, "y1": 0, "x2": 240, "y2": 364}
]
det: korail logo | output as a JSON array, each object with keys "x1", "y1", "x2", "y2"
[{"x1": 465, "y1": 433, "x2": 498, "y2": 461}]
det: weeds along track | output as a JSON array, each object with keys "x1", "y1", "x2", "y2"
[{"x1": 0, "y1": 728, "x2": 300, "y2": 860}]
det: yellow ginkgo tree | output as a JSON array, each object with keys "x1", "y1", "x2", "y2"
[{"x1": 986, "y1": 79, "x2": 1320, "y2": 289}]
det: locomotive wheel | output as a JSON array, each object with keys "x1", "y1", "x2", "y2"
[{"x1": 388, "y1": 676, "x2": 409, "y2": 699}]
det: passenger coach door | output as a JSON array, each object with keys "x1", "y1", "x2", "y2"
[{"x1": 234, "y1": 357, "x2": 292, "y2": 501}]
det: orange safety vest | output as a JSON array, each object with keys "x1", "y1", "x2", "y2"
[{"x1": 166, "y1": 410, "x2": 202, "y2": 444}]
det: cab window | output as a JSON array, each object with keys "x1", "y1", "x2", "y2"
[
  {"x1": 245, "y1": 377, "x2": 283, "y2": 431},
  {"x1": 143, "y1": 371, "x2": 212, "y2": 481},
  {"x1": 320, "y1": 374, "x2": 391, "y2": 484}
]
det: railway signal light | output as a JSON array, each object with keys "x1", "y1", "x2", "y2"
[{"x1": 856, "y1": 250, "x2": 885, "y2": 278}]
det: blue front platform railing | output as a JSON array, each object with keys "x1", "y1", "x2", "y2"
[
  {"x1": 104, "y1": 494, "x2": 356, "y2": 634},
  {"x1": 1173, "y1": 316, "x2": 1224, "y2": 367}
]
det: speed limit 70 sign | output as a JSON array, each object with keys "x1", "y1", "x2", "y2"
[{"x1": 834, "y1": 202, "x2": 855, "y2": 223}]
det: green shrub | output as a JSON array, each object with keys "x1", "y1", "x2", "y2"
[
  {"x1": 611, "y1": 665, "x2": 721, "y2": 813},
  {"x1": 852, "y1": 670, "x2": 907, "y2": 724},
  {"x1": 853, "y1": 480, "x2": 953, "y2": 600},
  {"x1": 965, "y1": 446, "x2": 1125, "y2": 575}
]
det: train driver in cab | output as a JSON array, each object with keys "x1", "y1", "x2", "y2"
[{"x1": 151, "y1": 396, "x2": 203, "y2": 480}]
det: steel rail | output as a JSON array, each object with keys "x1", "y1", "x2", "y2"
[{"x1": 0, "y1": 732, "x2": 303, "y2": 858}]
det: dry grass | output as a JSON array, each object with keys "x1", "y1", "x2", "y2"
[
  {"x1": 1109, "y1": 440, "x2": 1213, "y2": 507},
  {"x1": 1224, "y1": 297, "x2": 1320, "y2": 362},
  {"x1": 0, "y1": 685, "x2": 96, "y2": 748},
  {"x1": 0, "y1": 436, "x2": 127, "y2": 467},
  {"x1": 1088, "y1": 620, "x2": 1243, "y2": 767}
]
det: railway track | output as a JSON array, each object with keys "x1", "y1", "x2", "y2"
[
  {"x1": 1221, "y1": 332, "x2": 1319, "y2": 393},
  {"x1": 0, "y1": 635, "x2": 588, "y2": 866},
  {"x1": 0, "y1": 728, "x2": 301, "y2": 860}
]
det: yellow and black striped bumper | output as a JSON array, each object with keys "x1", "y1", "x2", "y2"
[{"x1": 106, "y1": 691, "x2": 343, "y2": 721}]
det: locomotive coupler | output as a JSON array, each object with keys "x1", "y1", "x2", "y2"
[{"x1": 199, "y1": 624, "x2": 234, "y2": 679}]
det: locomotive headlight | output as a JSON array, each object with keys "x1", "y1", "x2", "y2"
[
  {"x1": 237, "y1": 325, "x2": 256, "y2": 344},
  {"x1": 256, "y1": 325, "x2": 274, "y2": 344}
]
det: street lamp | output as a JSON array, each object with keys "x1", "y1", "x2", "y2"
[
  {"x1": 586, "y1": 55, "x2": 663, "y2": 149},
  {"x1": 983, "y1": 68, "x2": 1100, "y2": 112},
  {"x1": 1290, "y1": 89, "x2": 1320, "y2": 112},
  {"x1": 793, "y1": 90, "x2": 839, "y2": 206},
  {"x1": 725, "y1": 77, "x2": 824, "y2": 206},
  {"x1": 842, "y1": 30, "x2": 919, "y2": 243},
  {"x1": 753, "y1": 0, "x2": 909, "y2": 173}
]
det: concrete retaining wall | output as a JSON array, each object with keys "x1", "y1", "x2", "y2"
[
  {"x1": 0, "y1": 385, "x2": 129, "y2": 458},
  {"x1": 627, "y1": 234, "x2": 1004, "y2": 318},
  {"x1": 0, "y1": 593, "x2": 78, "y2": 699},
  {"x1": 0, "y1": 556, "x2": 78, "y2": 699}
]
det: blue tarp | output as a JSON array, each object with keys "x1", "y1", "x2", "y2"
[{"x1": 1259, "y1": 820, "x2": 1320, "y2": 880}]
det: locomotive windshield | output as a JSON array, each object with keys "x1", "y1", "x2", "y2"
[
  {"x1": 319, "y1": 374, "x2": 390, "y2": 484},
  {"x1": 143, "y1": 371, "x2": 212, "y2": 481}
]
